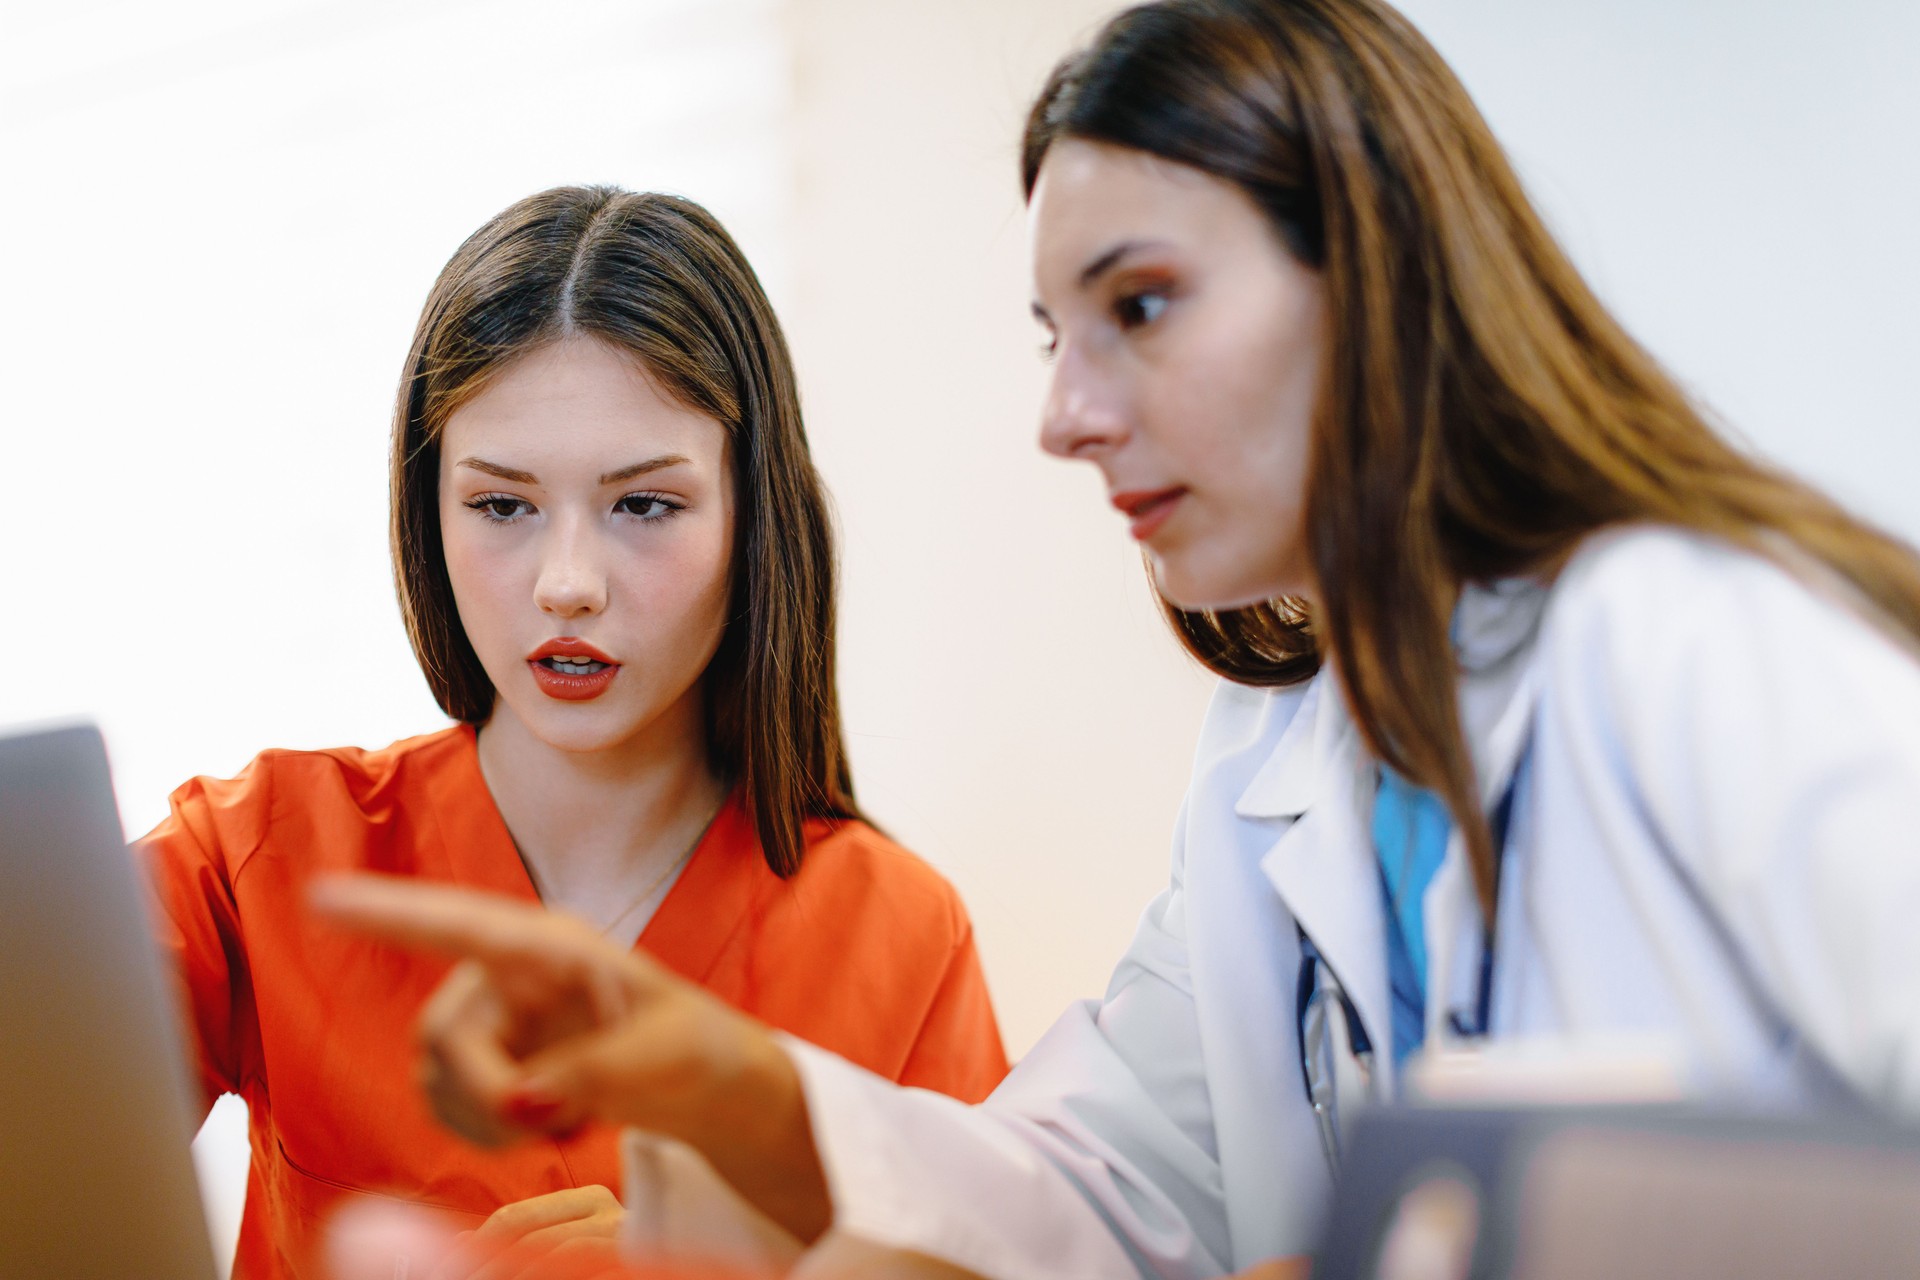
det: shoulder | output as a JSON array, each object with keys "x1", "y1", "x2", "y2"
[
  {"x1": 252, "y1": 725, "x2": 469, "y2": 787},
  {"x1": 144, "y1": 727, "x2": 469, "y2": 873},
  {"x1": 1542, "y1": 523, "x2": 1915, "y2": 679},
  {"x1": 169, "y1": 725, "x2": 467, "y2": 817},
  {"x1": 1550, "y1": 524, "x2": 1813, "y2": 630},
  {"x1": 1534, "y1": 523, "x2": 1920, "y2": 759},
  {"x1": 790, "y1": 818, "x2": 973, "y2": 946}
]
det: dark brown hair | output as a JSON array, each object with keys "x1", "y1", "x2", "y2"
[
  {"x1": 1024, "y1": 0, "x2": 1920, "y2": 915},
  {"x1": 392, "y1": 185, "x2": 859, "y2": 876}
]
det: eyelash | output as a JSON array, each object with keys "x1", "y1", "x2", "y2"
[
  {"x1": 1114, "y1": 289, "x2": 1170, "y2": 330},
  {"x1": 615, "y1": 492, "x2": 684, "y2": 522},
  {"x1": 1034, "y1": 287, "x2": 1173, "y2": 364},
  {"x1": 463, "y1": 492, "x2": 685, "y2": 525},
  {"x1": 466, "y1": 494, "x2": 532, "y2": 523}
]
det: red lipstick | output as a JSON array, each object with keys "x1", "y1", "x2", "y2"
[
  {"x1": 526, "y1": 638, "x2": 620, "y2": 702},
  {"x1": 1110, "y1": 488, "x2": 1187, "y2": 542}
]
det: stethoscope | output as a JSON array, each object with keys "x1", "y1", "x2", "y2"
[{"x1": 1295, "y1": 780, "x2": 1515, "y2": 1168}]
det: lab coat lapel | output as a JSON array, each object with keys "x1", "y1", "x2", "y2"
[{"x1": 1237, "y1": 674, "x2": 1395, "y2": 1091}]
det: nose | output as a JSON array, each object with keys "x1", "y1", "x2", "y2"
[
  {"x1": 1038, "y1": 340, "x2": 1128, "y2": 461},
  {"x1": 533, "y1": 514, "x2": 608, "y2": 620}
]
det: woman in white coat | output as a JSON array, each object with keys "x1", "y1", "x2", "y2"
[{"x1": 317, "y1": 0, "x2": 1920, "y2": 1276}]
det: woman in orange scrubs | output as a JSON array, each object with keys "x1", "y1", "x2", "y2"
[{"x1": 136, "y1": 186, "x2": 1007, "y2": 1279}]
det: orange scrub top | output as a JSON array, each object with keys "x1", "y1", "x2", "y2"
[{"x1": 136, "y1": 726, "x2": 1008, "y2": 1279}]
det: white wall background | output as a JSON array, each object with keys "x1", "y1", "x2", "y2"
[
  {"x1": 5, "y1": 0, "x2": 1917, "y2": 1272},
  {"x1": 3, "y1": 1, "x2": 797, "y2": 1269},
  {"x1": 1393, "y1": 0, "x2": 1920, "y2": 539}
]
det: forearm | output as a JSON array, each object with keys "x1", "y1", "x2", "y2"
[{"x1": 687, "y1": 1032, "x2": 833, "y2": 1243}]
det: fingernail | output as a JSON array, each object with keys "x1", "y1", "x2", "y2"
[
  {"x1": 503, "y1": 1097, "x2": 561, "y2": 1128},
  {"x1": 503, "y1": 1074, "x2": 568, "y2": 1128}
]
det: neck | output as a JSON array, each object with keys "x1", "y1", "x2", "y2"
[{"x1": 473, "y1": 692, "x2": 728, "y2": 928}]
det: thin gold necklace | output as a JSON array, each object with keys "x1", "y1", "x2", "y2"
[{"x1": 592, "y1": 796, "x2": 727, "y2": 940}]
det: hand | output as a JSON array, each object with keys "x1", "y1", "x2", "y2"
[
  {"x1": 310, "y1": 874, "x2": 832, "y2": 1243},
  {"x1": 448, "y1": 1186, "x2": 624, "y2": 1280}
]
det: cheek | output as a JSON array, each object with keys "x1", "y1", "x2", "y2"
[
  {"x1": 438, "y1": 512, "x2": 515, "y2": 636},
  {"x1": 1193, "y1": 326, "x2": 1316, "y2": 511},
  {"x1": 691, "y1": 501, "x2": 738, "y2": 620},
  {"x1": 628, "y1": 525, "x2": 735, "y2": 637},
  {"x1": 695, "y1": 529, "x2": 736, "y2": 626},
  {"x1": 1149, "y1": 336, "x2": 1317, "y2": 606},
  {"x1": 1152, "y1": 353, "x2": 1299, "y2": 506}
]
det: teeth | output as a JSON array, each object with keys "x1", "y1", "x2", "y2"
[{"x1": 548, "y1": 658, "x2": 606, "y2": 675}]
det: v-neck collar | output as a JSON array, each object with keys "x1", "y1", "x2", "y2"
[
  {"x1": 420, "y1": 724, "x2": 541, "y2": 905},
  {"x1": 633, "y1": 796, "x2": 763, "y2": 983},
  {"x1": 1228, "y1": 574, "x2": 1552, "y2": 1080},
  {"x1": 420, "y1": 725, "x2": 763, "y2": 982}
]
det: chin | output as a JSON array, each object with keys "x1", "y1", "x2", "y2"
[
  {"x1": 1150, "y1": 551, "x2": 1293, "y2": 614},
  {"x1": 533, "y1": 725, "x2": 630, "y2": 756},
  {"x1": 498, "y1": 697, "x2": 639, "y2": 757}
]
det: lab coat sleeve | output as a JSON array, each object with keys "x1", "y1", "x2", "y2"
[
  {"x1": 782, "y1": 802, "x2": 1232, "y2": 1280},
  {"x1": 1549, "y1": 530, "x2": 1920, "y2": 1114}
]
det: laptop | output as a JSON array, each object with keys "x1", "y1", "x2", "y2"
[
  {"x1": 0, "y1": 723, "x2": 217, "y2": 1278},
  {"x1": 1312, "y1": 1103, "x2": 1920, "y2": 1280}
]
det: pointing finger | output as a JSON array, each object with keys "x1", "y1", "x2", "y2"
[{"x1": 311, "y1": 874, "x2": 605, "y2": 970}]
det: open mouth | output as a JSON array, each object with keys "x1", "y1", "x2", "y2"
[
  {"x1": 527, "y1": 642, "x2": 621, "y2": 701},
  {"x1": 539, "y1": 656, "x2": 610, "y2": 676}
]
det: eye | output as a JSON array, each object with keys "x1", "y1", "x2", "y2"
[
  {"x1": 615, "y1": 492, "x2": 684, "y2": 522},
  {"x1": 1114, "y1": 289, "x2": 1170, "y2": 330},
  {"x1": 1033, "y1": 315, "x2": 1059, "y2": 364},
  {"x1": 465, "y1": 493, "x2": 532, "y2": 523}
]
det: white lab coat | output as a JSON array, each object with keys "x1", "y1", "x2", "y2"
[{"x1": 785, "y1": 526, "x2": 1920, "y2": 1279}]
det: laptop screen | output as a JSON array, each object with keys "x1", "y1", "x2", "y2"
[{"x1": 0, "y1": 723, "x2": 216, "y2": 1278}]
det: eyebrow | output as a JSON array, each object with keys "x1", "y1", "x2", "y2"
[
  {"x1": 456, "y1": 457, "x2": 538, "y2": 484},
  {"x1": 1032, "y1": 238, "x2": 1176, "y2": 323},
  {"x1": 454, "y1": 454, "x2": 693, "y2": 486},
  {"x1": 1078, "y1": 238, "x2": 1171, "y2": 288},
  {"x1": 598, "y1": 454, "x2": 692, "y2": 485}
]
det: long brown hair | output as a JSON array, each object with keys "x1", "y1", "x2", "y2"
[
  {"x1": 392, "y1": 185, "x2": 859, "y2": 876},
  {"x1": 1024, "y1": 0, "x2": 1920, "y2": 915}
]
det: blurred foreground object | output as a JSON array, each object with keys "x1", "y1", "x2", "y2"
[
  {"x1": 0, "y1": 724, "x2": 218, "y2": 1277},
  {"x1": 1313, "y1": 1106, "x2": 1920, "y2": 1280},
  {"x1": 1402, "y1": 1036, "x2": 1686, "y2": 1108},
  {"x1": 325, "y1": 1196, "x2": 773, "y2": 1280}
]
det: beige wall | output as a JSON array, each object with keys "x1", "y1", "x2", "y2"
[
  {"x1": 781, "y1": 0, "x2": 1219, "y2": 1056},
  {"x1": 17, "y1": 0, "x2": 1917, "y2": 1264},
  {"x1": 775, "y1": 0, "x2": 1920, "y2": 1060}
]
